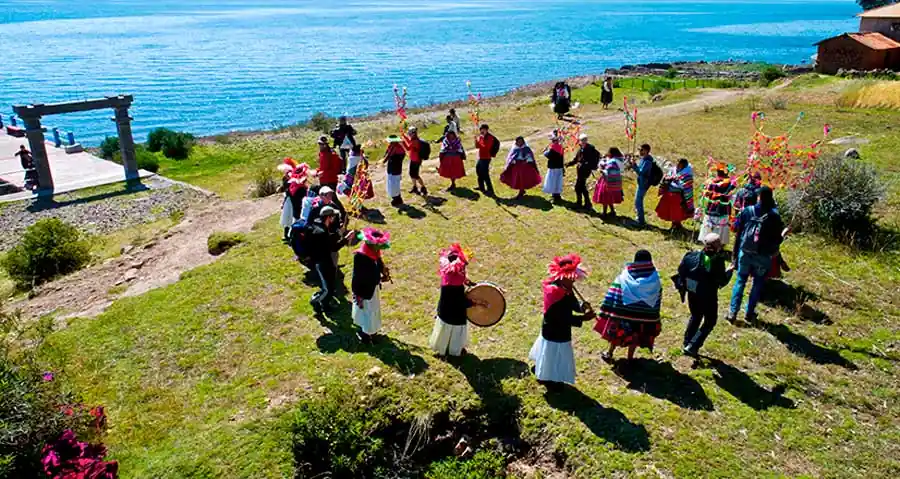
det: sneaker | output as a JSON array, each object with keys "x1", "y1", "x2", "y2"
[
  {"x1": 682, "y1": 346, "x2": 698, "y2": 358},
  {"x1": 409, "y1": 187, "x2": 420, "y2": 195},
  {"x1": 420, "y1": 187, "x2": 428, "y2": 196},
  {"x1": 745, "y1": 312, "x2": 759, "y2": 325},
  {"x1": 724, "y1": 312, "x2": 737, "y2": 324}
]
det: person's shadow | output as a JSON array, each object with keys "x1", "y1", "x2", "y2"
[
  {"x1": 494, "y1": 195, "x2": 553, "y2": 212},
  {"x1": 315, "y1": 295, "x2": 429, "y2": 375},
  {"x1": 449, "y1": 187, "x2": 480, "y2": 201},
  {"x1": 761, "y1": 280, "x2": 830, "y2": 324},
  {"x1": 543, "y1": 384, "x2": 651, "y2": 453},
  {"x1": 694, "y1": 357, "x2": 795, "y2": 410},
  {"x1": 446, "y1": 355, "x2": 529, "y2": 441},
  {"x1": 756, "y1": 320, "x2": 857, "y2": 370},
  {"x1": 397, "y1": 204, "x2": 427, "y2": 219},
  {"x1": 613, "y1": 359, "x2": 714, "y2": 411}
]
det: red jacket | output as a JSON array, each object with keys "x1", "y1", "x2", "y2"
[
  {"x1": 317, "y1": 149, "x2": 341, "y2": 184},
  {"x1": 476, "y1": 134, "x2": 498, "y2": 160}
]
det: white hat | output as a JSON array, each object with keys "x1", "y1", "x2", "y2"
[
  {"x1": 702, "y1": 232, "x2": 722, "y2": 246},
  {"x1": 319, "y1": 205, "x2": 339, "y2": 217},
  {"x1": 319, "y1": 186, "x2": 334, "y2": 195},
  {"x1": 578, "y1": 133, "x2": 589, "y2": 141}
]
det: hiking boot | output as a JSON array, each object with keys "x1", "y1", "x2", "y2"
[
  {"x1": 745, "y1": 312, "x2": 759, "y2": 325},
  {"x1": 682, "y1": 346, "x2": 699, "y2": 358},
  {"x1": 410, "y1": 187, "x2": 420, "y2": 195},
  {"x1": 420, "y1": 186, "x2": 428, "y2": 196},
  {"x1": 724, "y1": 312, "x2": 737, "y2": 324}
]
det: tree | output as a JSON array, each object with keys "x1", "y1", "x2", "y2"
[{"x1": 857, "y1": 0, "x2": 897, "y2": 11}]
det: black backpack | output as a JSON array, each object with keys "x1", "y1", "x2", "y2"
[
  {"x1": 741, "y1": 208, "x2": 783, "y2": 256},
  {"x1": 419, "y1": 139, "x2": 431, "y2": 161},
  {"x1": 489, "y1": 134, "x2": 501, "y2": 157},
  {"x1": 649, "y1": 162, "x2": 664, "y2": 187}
]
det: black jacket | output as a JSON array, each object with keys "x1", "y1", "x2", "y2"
[
  {"x1": 352, "y1": 254, "x2": 384, "y2": 301},
  {"x1": 437, "y1": 285, "x2": 472, "y2": 326},
  {"x1": 544, "y1": 147, "x2": 564, "y2": 170},
  {"x1": 304, "y1": 223, "x2": 347, "y2": 264},
  {"x1": 676, "y1": 251, "x2": 733, "y2": 300},
  {"x1": 568, "y1": 144, "x2": 600, "y2": 178},
  {"x1": 330, "y1": 124, "x2": 357, "y2": 148},
  {"x1": 541, "y1": 287, "x2": 589, "y2": 343}
]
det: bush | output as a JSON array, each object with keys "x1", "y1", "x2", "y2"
[
  {"x1": 98, "y1": 137, "x2": 119, "y2": 160},
  {"x1": 111, "y1": 145, "x2": 159, "y2": 173},
  {"x1": 785, "y1": 155, "x2": 885, "y2": 246},
  {"x1": 161, "y1": 132, "x2": 194, "y2": 160},
  {"x1": 665, "y1": 67, "x2": 678, "y2": 79},
  {"x1": 306, "y1": 112, "x2": 332, "y2": 133},
  {"x1": 249, "y1": 166, "x2": 279, "y2": 198},
  {"x1": 767, "y1": 96, "x2": 788, "y2": 110},
  {"x1": 1, "y1": 219, "x2": 91, "y2": 289},
  {"x1": 207, "y1": 232, "x2": 246, "y2": 256},
  {"x1": 425, "y1": 450, "x2": 507, "y2": 479},
  {"x1": 146, "y1": 127, "x2": 175, "y2": 153},
  {"x1": 647, "y1": 83, "x2": 665, "y2": 96},
  {"x1": 760, "y1": 66, "x2": 786, "y2": 87}
]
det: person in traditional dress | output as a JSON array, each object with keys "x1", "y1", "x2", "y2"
[
  {"x1": 448, "y1": 108, "x2": 462, "y2": 133},
  {"x1": 330, "y1": 116, "x2": 357, "y2": 173},
  {"x1": 541, "y1": 132, "x2": 565, "y2": 203},
  {"x1": 698, "y1": 164, "x2": 736, "y2": 245},
  {"x1": 529, "y1": 254, "x2": 595, "y2": 389},
  {"x1": 438, "y1": 128, "x2": 466, "y2": 191},
  {"x1": 551, "y1": 81, "x2": 572, "y2": 119},
  {"x1": 430, "y1": 243, "x2": 475, "y2": 356},
  {"x1": 338, "y1": 145, "x2": 375, "y2": 202},
  {"x1": 600, "y1": 77, "x2": 614, "y2": 110},
  {"x1": 404, "y1": 126, "x2": 430, "y2": 196},
  {"x1": 592, "y1": 147, "x2": 625, "y2": 217},
  {"x1": 595, "y1": 249, "x2": 663, "y2": 362},
  {"x1": 316, "y1": 135, "x2": 342, "y2": 191},
  {"x1": 352, "y1": 228, "x2": 392, "y2": 344},
  {"x1": 475, "y1": 124, "x2": 500, "y2": 196},
  {"x1": 382, "y1": 135, "x2": 406, "y2": 208},
  {"x1": 500, "y1": 137, "x2": 542, "y2": 200},
  {"x1": 278, "y1": 158, "x2": 300, "y2": 242},
  {"x1": 566, "y1": 134, "x2": 601, "y2": 211},
  {"x1": 675, "y1": 233, "x2": 734, "y2": 357},
  {"x1": 655, "y1": 158, "x2": 695, "y2": 230}
]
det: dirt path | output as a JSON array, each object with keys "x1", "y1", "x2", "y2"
[{"x1": 12, "y1": 195, "x2": 282, "y2": 320}]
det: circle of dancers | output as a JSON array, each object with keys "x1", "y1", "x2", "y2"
[{"x1": 275, "y1": 94, "x2": 791, "y2": 389}]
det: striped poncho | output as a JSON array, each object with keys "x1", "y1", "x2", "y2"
[{"x1": 598, "y1": 261, "x2": 662, "y2": 322}]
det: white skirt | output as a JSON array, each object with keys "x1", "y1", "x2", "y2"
[
  {"x1": 352, "y1": 288, "x2": 382, "y2": 335},
  {"x1": 542, "y1": 168, "x2": 564, "y2": 195},
  {"x1": 386, "y1": 174, "x2": 402, "y2": 198},
  {"x1": 280, "y1": 197, "x2": 294, "y2": 227},
  {"x1": 698, "y1": 213, "x2": 731, "y2": 245},
  {"x1": 429, "y1": 317, "x2": 468, "y2": 356},
  {"x1": 529, "y1": 336, "x2": 576, "y2": 384}
]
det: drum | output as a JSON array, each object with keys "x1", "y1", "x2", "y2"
[{"x1": 466, "y1": 283, "x2": 506, "y2": 328}]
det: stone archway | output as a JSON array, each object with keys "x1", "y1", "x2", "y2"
[{"x1": 13, "y1": 95, "x2": 136, "y2": 191}]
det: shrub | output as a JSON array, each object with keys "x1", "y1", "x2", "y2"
[
  {"x1": 111, "y1": 145, "x2": 159, "y2": 173},
  {"x1": 425, "y1": 450, "x2": 507, "y2": 479},
  {"x1": 1, "y1": 219, "x2": 91, "y2": 289},
  {"x1": 98, "y1": 137, "x2": 119, "y2": 160},
  {"x1": 785, "y1": 155, "x2": 885, "y2": 246},
  {"x1": 207, "y1": 232, "x2": 246, "y2": 256},
  {"x1": 146, "y1": 127, "x2": 175, "y2": 152},
  {"x1": 249, "y1": 166, "x2": 279, "y2": 198},
  {"x1": 647, "y1": 83, "x2": 665, "y2": 96},
  {"x1": 306, "y1": 112, "x2": 332, "y2": 133},
  {"x1": 161, "y1": 132, "x2": 194, "y2": 160},
  {"x1": 767, "y1": 96, "x2": 788, "y2": 110},
  {"x1": 759, "y1": 66, "x2": 786, "y2": 87},
  {"x1": 664, "y1": 67, "x2": 678, "y2": 79}
]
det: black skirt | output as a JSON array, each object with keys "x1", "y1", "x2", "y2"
[{"x1": 601, "y1": 89, "x2": 613, "y2": 105}]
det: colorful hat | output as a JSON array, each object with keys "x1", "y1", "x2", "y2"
[
  {"x1": 547, "y1": 254, "x2": 587, "y2": 282},
  {"x1": 357, "y1": 228, "x2": 391, "y2": 250},
  {"x1": 440, "y1": 243, "x2": 469, "y2": 264},
  {"x1": 277, "y1": 157, "x2": 299, "y2": 173},
  {"x1": 386, "y1": 134, "x2": 402, "y2": 143},
  {"x1": 317, "y1": 135, "x2": 329, "y2": 145}
]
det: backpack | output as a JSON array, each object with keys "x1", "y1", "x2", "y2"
[
  {"x1": 741, "y1": 207, "x2": 782, "y2": 256},
  {"x1": 419, "y1": 139, "x2": 431, "y2": 160},
  {"x1": 489, "y1": 135, "x2": 501, "y2": 157},
  {"x1": 649, "y1": 161, "x2": 664, "y2": 187}
]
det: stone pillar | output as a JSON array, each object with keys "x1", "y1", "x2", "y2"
[
  {"x1": 113, "y1": 106, "x2": 138, "y2": 180},
  {"x1": 22, "y1": 115, "x2": 54, "y2": 191}
]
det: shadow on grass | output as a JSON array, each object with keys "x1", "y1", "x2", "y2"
[
  {"x1": 761, "y1": 280, "x2": 831, "y2": 324},
  {"x1": 446, "y1": 355, "x2": 528, "y2": 439},
  {"x1": 26, "y1": 181, "x2": 149, "y2": 213},
  {"x1": 613, "y1": 359, "x2": 714, "y2": 411},
  {"x1": 694, "y1": 357, "x2": 796, "y2": 410},
  {"x1": 315, "y1": 296, "x2": 429, "y2": 375},
  {"x1": 359, "y1": 208, "x2": 387, "y2": 225},
  {"x1": 494, "y1": 194, "x2": 553, "y2": 211},
  {"x1": 420, "y1": 195, "x2": 449, "y2": 220},
  {"x1": 398, "y1": 204, "x2": 427, "y2": 220},
  {"x1": 449, "y1": 187, "x2": 481, "y2": 201},
  {"x1": 543, "y1": 384, "x2": 651, "y2": 452},
  {"x1": 755, "y1": 320, "x2": 857, "y2": 370}
]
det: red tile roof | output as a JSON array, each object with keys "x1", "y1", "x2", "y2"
[
  {"x1": 858, "y1": 3, "x2": 900, "y2": 18},
  {"x1": 816, "y1": 32, "x2": 900, "y2": 50}
]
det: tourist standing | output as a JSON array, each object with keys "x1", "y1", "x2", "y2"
[
  {"x1": 306, "y1": 206, "x2": 352, "y2": 313},
  {"x1": 330, "y1": 116, "x2": 357, "y2": 172},
  {"x1": 404, "y1": 127, "x2": 430, "y2": 196},
  {"x1": 676, "y1": 233, "x2": 734, "y2": 357},
  {"x1": 630, "y1": 144, "x2": 656, "y2": 227},
  {"x1": 541, "y1": 132, "x2": 565, "y2": 203},
  {"x1": 529, "y1": 254, "x2": 594, "y2": 389},
  {"x1": 500, "y1": 137, "x2": 542, "y2": 200},
  {"x1": 726, "y1": 186, "x2": 785, "y2": 324},
  {"x1": 698, "y1": 165, "x2": 737, "y2": 245},
  {"x1": 474, "y1": 124, "x2": 500, "y2": 196},
  {"x1": 430, "y1": 243, "x2": 474, "y2": 357},
  {"x1": 14, "y1": 145, "x2": 37, "y2": 190},
  {"x1": 601, "y1": 77, "x2": 614, "y2": 110},
  {"x1": 382, "y1": 135, "x2": 406, "y2": 208},
  {"x1": 592, "y1": 147, "x2": 625, "y2": 217},
  {"x1": 551, "y1": 81, "x2": 572, "y2": 119},
  {"x1": 595, "y1": 250, "x2": 662, "y2": 363},
  {"x1": 352, "y1": 228, "x2": 392, "y2": 344},
  {"x1": 438, "y1": 128, "x2": 466, "y2": 191},
  {"x1": 655, "y1": 158, "x2": 695, "y2": 230},
  {"x1": 316, "y1": 136, "x2": 342, "y2": 191},
  {"x1": 566, "y1": 134, "x2": 600, "y2": 211}
]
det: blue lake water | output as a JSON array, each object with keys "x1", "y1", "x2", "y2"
[{"x1": 0, "y1": 0, "x2": 860, "y2": 145}]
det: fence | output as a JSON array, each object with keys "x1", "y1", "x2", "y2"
[
  {"x1": 613, "y1": 77, "x2": 753, "y2": 93},
  {"x1": 2, "y1": 113, "x2": 79, "y2": 148}
]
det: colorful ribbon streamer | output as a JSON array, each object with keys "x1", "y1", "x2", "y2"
[
  {"x1": 393, "y1": 84, "x2": 409, "y2": 136},
  {"x1": 466, "y1": 80, "x2": 482, "y2": 134},
  {"x1": 746, "y1": 111, "x2": 831, "y2": 190}
]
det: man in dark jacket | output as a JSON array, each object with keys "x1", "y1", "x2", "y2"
[
  {"x1": 630, "y1": 143, "x2": 654, "y2": 227},
  {"x1": 727, "y1": 186, "x2": 785, "y2": 324},
  {"x1": 677, "y1": 233, "x2": 734, "y2": 357},
  {"x1": 305, "y1": 206, "x2": 352, "y2": 313},
  {"x1": 566, "y1": 134, "x2": 600, "y2": 211},
  {"x1": 330, "y1": 116, "x2": 357, "y2": 173}
]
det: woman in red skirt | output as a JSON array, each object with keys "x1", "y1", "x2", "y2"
[
  {"x1": 656, "y1": 158, "x2": 694, "y2": 230},
  {"x1": 592, "y1": 147, "x2": 625, "y2": 217},
  {"x1": 438, "y1": 128, "x2": 466, "y2": 191},
  {"x1": 500, "y1": 136, "x2": 542, "y2": 200}
]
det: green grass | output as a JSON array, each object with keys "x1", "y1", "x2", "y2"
[{"x1": 34, "y1": 87, "x2": 900, "y2": 477}]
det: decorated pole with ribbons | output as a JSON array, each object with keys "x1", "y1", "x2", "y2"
[
  {"x1": 747, "y1": 111, "x2": 831, "y2": 190},
  {"x1": 466, "y1": 80, "x2": 482, "y2": 135},
  {"x1": 393, "y1": 84, "x2": 409, "y2": 136},
  {"x1": 623, "y1": 96, "x2": 638, "y2": 156}
]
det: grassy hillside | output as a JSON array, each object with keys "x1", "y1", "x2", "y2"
[{"x1": 36, "y1": 78, "x2": 900, "y2": 477}]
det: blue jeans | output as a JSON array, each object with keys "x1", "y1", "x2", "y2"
[
  {"x1": 729, "y1": 251, "x2": 772, "y2": 317},
  {"x1": 635, "y1": 185, "x2": 648, "y2": 224}
]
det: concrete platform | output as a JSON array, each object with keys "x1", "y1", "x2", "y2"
[{"x1": 0, "y1": 131, "x2": 153, "y2": 202}]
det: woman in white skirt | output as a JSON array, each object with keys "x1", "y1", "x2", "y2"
[
  {"x1": 352, "y1": 228, "x2": 392, "y2": 344},
  {"x1": 278, "y1": 159, "x2": 309, "y2": 242},
  {"x1": 697, "y1": 165, "x2": 736, "y2": 245},
  {"x1": 382, "y1": 135, "x2": 406, "y2": 208},
  {"x1": 430, "y1": 243, "x2": 475, "y2": 356},
  {"x1": 530, "y1": 254, "x2": 595, "y2": 389},
  {"x1": 542, "y1": 132, "x2": 565, "y2": 203}
]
